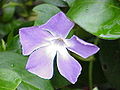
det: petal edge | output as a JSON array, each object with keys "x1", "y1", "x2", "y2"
[
  {"x1": 19, "y1": 26, "x2": 53, "y2": 55},
  {"x1": 66, "y1": 35, "x2": 100, "y2": 58},
  {"x1": 40, "y1": 12, "x2": 74, "y2": 38},
  {"x1": 26, "y1": 46, "x2": 56, "y2": 79},
  {"x1": 57, "y1": 48, "x2": 82, "y2": 84}
]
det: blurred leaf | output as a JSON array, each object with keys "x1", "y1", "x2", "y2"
[
  {"x1": 2, "y1": 2, "x2": 23, "y2": 8},
  {"x1": 0, "y1": 69, "x2": 21, "y2": 90},
  {"x1": 11, "y1": 20, "x2": 34, "y2": 34},
  {"x1": 0, "y1": 23, "x2": 10, "y2": 38},
  {"x1": 99, "y1": 39, "x2": 120, "y2": 89},
  {"x1": 39, "y1": 0, "x2": 67, "y2": 7},
  {"x1": 2, "y1": 4, "x2": 15, "y2": 22},
  {"x1": 0, "y1": 19, "x2": 33, "y2": 38},
  {"x1": 33, "y1": 4, "x2": 61, "y2": 25},
  {"x1": 0, "y1": 19, "x2": 23, "y2": 38},
  {"x1": 67, "y1": 0, "x2": 120, "y2": 40},
  {"x1": 6, "y1": 35, "x2": 21, "y2": 53},
  {"x1": 63, "y1": 0, "x2": 75, "y2": 7},
  {"x1": 0, "y1": 52, "x2": 53, "y2": 90},
  {"x1": 0, "y1": 42, "x2": 3, "y2": 52}
]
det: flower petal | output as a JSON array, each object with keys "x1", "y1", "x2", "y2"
[
  {"x1": 40, "y1": 12, "x2": 74, "y2": 38},
  {"x1": 26, "y1": 45, "x2": 56, "y2": 79},
  {"x1": 19, "y1": 26, "x2": 53, "y2": 55},
  {"x1": 67, "y1": 35, "x2": 100, "y2": 58},
  {"x1": 57, "y1": 48, "x2": 82, "y2": 84}
]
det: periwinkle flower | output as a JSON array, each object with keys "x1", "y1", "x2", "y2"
[{"x1": 19, "y1": 12, "x2": 100, "y2": 84}]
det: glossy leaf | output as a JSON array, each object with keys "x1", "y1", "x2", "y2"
[
  {"x1": 0, "y1": 52, "x2": 53, "y2": 90},
  {"x1": 67, "y1": 0, "x2": 120, "y2": 39},
  {"x1": 17, "y1": 81, "x2": 40, "y2": 90},
  {"x1": 0, "y1": 69, "x2": 21, "y2": 90}
]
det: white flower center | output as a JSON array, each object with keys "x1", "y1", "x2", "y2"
[
  {"x1": 53, "y1": 38, "x2": 65, "y2": 45},
  {"x1": 49, "y1": 37, "x2": 66, "y2": 51}
]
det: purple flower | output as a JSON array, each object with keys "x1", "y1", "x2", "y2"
[{"x1": 19, "y1": 12, "x2": 100, "y2": 84}]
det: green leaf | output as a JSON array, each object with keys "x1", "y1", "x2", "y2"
[
  {"x1": 2, "y1": 4, "x2": 15, "y2": 22},
  {"x1": 0, "y1": 69, "x2": 21, "y2": 90},
  {"x1": 17, "y1": 81, "x2": 40, "y2": 90},
  {"x1": 0, "y1": 52, "x2": 53, "y2": 90},
  {"x1": 99, "y1": 39, "x2": 120, "y2": 89},
  {"x1": 0, "y1": 23, "x2": 11, "y2": 38},
  {"x1": 63, "y1": 0, "x2": 76, "y2": 7},
  {"x1": 0, "y1": 43, "x2": 3, "y2": 52},
  {"x1": 1, "y1": 39, "x2": 6, "y2": 51},
  {"x1": 0, "y1": 19, "x2": 23, "y2": 38},
  {"x1": 67, "y1": 0, "x2": 120, "y2": 40},
  {"x1": 6, "y1": 35, "x2": 21, "y2": 53},
  {"x1": 40, "y1": 0, "x2": 67, "y2": 7},
  {"x1": 33, "y1": 4, "x2": 61, "y2": 25}
]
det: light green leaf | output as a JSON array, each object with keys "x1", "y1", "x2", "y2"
[
  {"x1": 67, "y1": 0, "x2": 120, "y2": 39},
  {"x1": 6, "y1": 35, "x2": 21, "y2": 53},
  {"x1": 33, "y1": 4, "x2": 61, "y2": 25},
  {"x1": 39, "y1": 0, "x2": 67, "y2": 7},
  {"x1": 0, "y1": 52, "x2": 53, "y2": 90},
  {"x1": 17, "y1": 81, "x2": 40, "y2": 90},
  {"x1": 63, "y1": 0, "x2": 75, "y2": 7},
  {"x1": 0, "y1": 69, "x2": 21, "y2": 90}
]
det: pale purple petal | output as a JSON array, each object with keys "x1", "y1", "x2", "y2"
[
  {"x1": 26, "y1": 45, "x2": 56, "y2": 79},
  {"x1": 40, "y1": 12, "x2": 74, "y2": 38},
  {"x1": 57, "y1": 48, "x2": 82, "y2": 84},
  {"x1": 66, "y1": 35, "x2": 100, "y2": 58},
  {"x1": 19, "y1": 26, "x2": 53, "y2": 55}
]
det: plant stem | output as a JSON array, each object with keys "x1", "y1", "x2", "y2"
[
  {"x1": 89, "y1": 38, "x2": 99, "y2": 90},
  {"x1": 89, "y1": 61, "x2": 93, "y2": 90}
]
